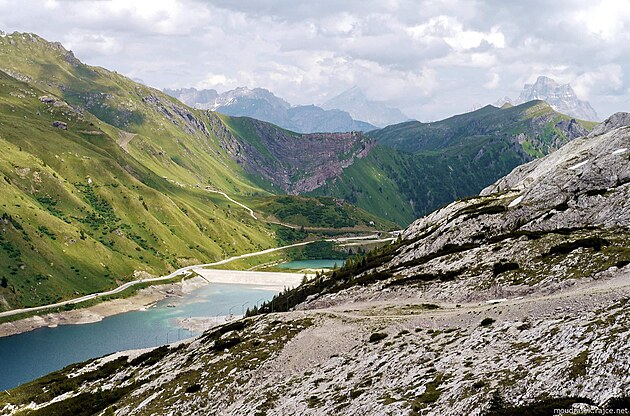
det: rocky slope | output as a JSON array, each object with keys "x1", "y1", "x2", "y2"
[
  {"x1": 219, "y1": 117, "x2": 374, "y2": 194},
  {"x1": 4, "y1": 115, "x2": 628, "y2": 415}
]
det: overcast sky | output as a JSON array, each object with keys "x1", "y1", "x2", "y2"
[{"x1": 1, "y1": 0, "x2": 628, "y2": 121}]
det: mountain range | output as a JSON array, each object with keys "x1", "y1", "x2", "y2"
[
  {"x1": 496, "y1": 75, "x2": 599, "y2": 121},
  {"x1": 165, "y1": 86, "x2": 377, "y2": 134},
  {"x1": 4, "y1": 112, "x2": 628, "y2": 415},
  {"x1": 0, "y1": 32, "x2": 389, "y2": 311},
  {"x1": 0, "y1": 32, "x2": 598, "y2": 311},
  {"x1": 322, "y1": 85, "x2": 411, "y2": 127}
]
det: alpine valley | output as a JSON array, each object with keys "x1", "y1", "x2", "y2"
[{"x1": 0, "y1": 30, "x2": 628, "y2": 416}]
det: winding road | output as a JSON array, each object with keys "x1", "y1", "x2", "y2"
[
  {"x1": 0, "y1": 181, "x2": 396, "y2": 320},
  {"x1": 0, "y1": 235, "x2": 391, "y2": 319},
  {"x1": 205, "y1": 188, "x2": 257, "y2": 220}
]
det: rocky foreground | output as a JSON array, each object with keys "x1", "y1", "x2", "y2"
[{"x1": 1, "y1": 115, "x2": 629, "y2": 415}]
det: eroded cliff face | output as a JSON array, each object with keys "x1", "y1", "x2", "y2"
[{"x1": 219, "y1": 118, "x2": 375, "y2": 193}]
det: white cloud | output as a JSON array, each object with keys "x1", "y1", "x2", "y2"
[
  {"x1": 573, "y1": 0, "x2": 630, "y2": 41},
  {"x1": 573, "y1": 65, "x2": 624, "y2": 99},
  {"x1": 408, "y1": 16, "x2": 504, "y2": 51},
  {"x1": 196, "y1": 73, "x2": 239, "y2": 91},
  {"x1": 484, "y1": 72, "x2": 500, "y2": 89},
  {"x1": 64, "y1": 32, "x2": 123, "y2": 56}
]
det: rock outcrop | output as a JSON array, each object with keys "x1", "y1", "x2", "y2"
[{"x1": 588, "y1": 112, "x2": 630, "y2": 137}]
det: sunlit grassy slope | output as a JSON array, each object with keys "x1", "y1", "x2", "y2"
[
  {"x1": 0, "y1": 69, "x2": 276, "y2": 310},
  {"x1": 0, "y1": 32, "x2": 266, "y2": 196}
]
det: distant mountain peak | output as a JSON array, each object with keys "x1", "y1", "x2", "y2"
[
  {"x1": 343, "y1": 85, "x2": 365, "y2": 97},
  {"x1": 497, "y1": 75, "x2": 599, "y2": 121},
  {"x1": 164, "y1": 86, "x2": 376, "y2": 134},
  {"x1": 212, "y1": 86, "x2": 291, "y2": 111},
  {"x1": 322, "y1": 86, "x2": 411, "y2": 127},
  {"x1": 529, "y1": 75, "x2": 558, "y2": 87}
]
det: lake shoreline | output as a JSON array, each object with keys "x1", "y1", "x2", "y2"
[
  {"x1": 0, "y1": 270, "x2": 304, "y2": 339},
  {"x1": 0, "y1": 277, "x2": 202, "y2": 338}
]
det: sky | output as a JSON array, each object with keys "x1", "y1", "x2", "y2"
[{"x1": 0, "y1": 0, "x2": 629, "y2": 121}]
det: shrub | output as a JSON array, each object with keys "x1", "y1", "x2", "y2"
[
  {"x1": 213, "y1": 336, "x2": 241, "y2": 351},
  {"x1": 569, "y1": 350, "x2": 589, "y2": 378},
  {"x1": 493, "y1": 262, "x2": 519, "y2": 276},
  {"x1": 368, "y1": 332, "x2": 388, "y2": 343},
  {"x1": 480, "y1": 318, "x2": 496, "y2": 327},
  {"x1": 185, "y1": 384, "x2": 201, "y2": 394},
  {"x1": 546, "y1": 237, "x2": 609, "y2": 256}
]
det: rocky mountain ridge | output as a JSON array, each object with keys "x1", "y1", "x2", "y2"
[
  {"x1": 322, "y1": 86, "x2": 411, "y2": 127},
  {"x1": 4, "y1": 114, "x2": 628, "y2": 415},
  {"x1": 164, "y1": 86, "x2": 376, "y2": 134},
  {"x1": 497, "y1": 76, "x2": 599, "y2": 121}
]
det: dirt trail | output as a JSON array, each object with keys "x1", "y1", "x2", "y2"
[
  {"x1": 312, "y1": 269, "x2": 630, "y2": 325},
  {"x1": 205, "y1": 188, "x2": 257, "y2": 220},
  {"x1": 118, "y1": 131, "x2": 136, "y2": 151}
]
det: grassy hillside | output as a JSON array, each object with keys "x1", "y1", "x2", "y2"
[
  {"x1": 246, "y1": 195, "x2": 397, "y2": 230},
  {"x1": 312, "y1": 102, "x2": 597, "y2": 225},
  {"x1": 310, "y1": 147, "x2": 416, "y2": 225},
  {"x1": 0, "y1": 32, "x2": 392, "y2": 311},
  {"x1": 0, "y1": 32, "x2": 266, "y2": 196},
  {"x1": 373, "y1": 102, "x2": 596, "y2": 154},
  {"x1": 0, "y1": 69, "x2": 276, "y2": 310}
]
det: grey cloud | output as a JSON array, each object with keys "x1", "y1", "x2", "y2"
[{"x1": 199, "y1": 0, "x2": 392, "y2": 21}]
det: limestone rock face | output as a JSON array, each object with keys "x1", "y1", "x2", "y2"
[
  {"x1": 384, "y1": 115, "x2": 629, "y2": 295},
  {"x1": 514, "y1": 76, "x2": 599, "y2": 121},
  {"x1": 478, "y1": 120, "x2": 630, "y2": 227},
  {"x1": 588, "y1": 112, "x2": 630, "y2": 137}
]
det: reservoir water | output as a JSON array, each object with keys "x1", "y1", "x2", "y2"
[
  {"x1": 0, "y1": 283, "x2": 274, "y2": 391},
  {"x1": 277, "y1": 259, "x2": 345, "y2": 270}
]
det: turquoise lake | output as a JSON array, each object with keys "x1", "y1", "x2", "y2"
[
  {"x1": 277, "y1": 259, "x2": 345, "y2": 269},
  {"x1": 0, "y1": 283, "x2": 274, "y2": 391}
]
